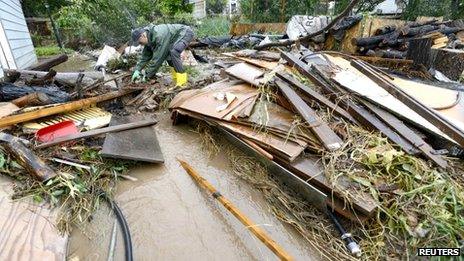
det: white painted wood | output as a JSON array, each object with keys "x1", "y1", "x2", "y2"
[{"x1": 0, "y1": 0, "x2": 37, "y2": 75}]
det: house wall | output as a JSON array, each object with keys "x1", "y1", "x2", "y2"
[{"x1": 0, "y1": 0, "x2": 37, "y2": 73}]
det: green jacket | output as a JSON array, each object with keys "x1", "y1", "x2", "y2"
[{"x1": 135, "y1": 24, "x2": 189, "y2": 75}]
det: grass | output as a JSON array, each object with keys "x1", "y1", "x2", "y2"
[
  {"x1": 322, "y1": 125, "x2": 464, "y2": 258},
  {"x1": 35, "y1": 46, "x2": 74, "y2": 57},
  {"x1": 194, "y1": 16, "x2": 231, "y2": 38}
]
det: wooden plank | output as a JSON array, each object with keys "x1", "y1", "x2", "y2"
[
  {"x1": 0, "y1": 183, "x2": 67, "y2": 260},
  {"x1": 362, "y1": 101, "x2": 448, "y2": 168},
  {"x1": 101, "y1": 116, "x2": 164, "y2": 163},
  {"x1": 0, "y1": 89, "x2": 136, "y2": 128},
  {"x1": 277, "y1": 155, "x2": 377, "y2": 217},
  {"x1": 229, "y1": 23, "x2": 286, "y2": 36},
  {"x1": 36, "y1": 119, "x2": 157, "y2": 149},
  {"x1": 275, "y1": 79, "x2": 343, "y2": 151},
  {"x1": 0, "y1": 133, "x2": 57, "y2": 181},
  {"x1": 352, "y1": 59, "x2": 464, "y2": 147},
  {"x1": 276, "y1": 72, "x2": 358, "y2": 124},
  {"x1": 281, "y1": 51, "x2": 421, "y2": 154}
]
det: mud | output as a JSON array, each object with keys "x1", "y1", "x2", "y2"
[{"x1": 67, "y1": 112, "x2": 320, "y2": 261}]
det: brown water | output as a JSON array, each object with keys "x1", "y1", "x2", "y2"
[{"x1": 67, "y1": 112, "x2": 320, "y2": 261}]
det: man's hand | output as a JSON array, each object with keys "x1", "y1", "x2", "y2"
[{"x1": 131, "y1": 70, "x2": 141, "y2": 82}]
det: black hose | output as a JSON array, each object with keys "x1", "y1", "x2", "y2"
[{"x1": 103, "y1": 193, "x2": 134, "y2": 261}]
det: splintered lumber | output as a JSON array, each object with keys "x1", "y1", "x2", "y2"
[
  {"x1": 275, "y1": 79, "x2": 343, "y2": 151},
  {"x1": 36, "y1": 119, "x2": 157, "y2": 149},
  {"x1": 27, "y1": 54, "x2": 68, "y2": 71},
  {"x1": 25, "y1": 69, "x2": 57, "y2": 86},
  {"x1": 362, "y1": 101, "x2": 447, "y2": 168},
  {"x1": 0, "y1": 89, "x2": 136, "y2": 128},
  {"x1": 276, "y1": 72, "x2": 357, "y2": 124},
  {"x1": 0, "y1": 133, "x2": 56, "y2": 181},
  {"x1": 101, "y1": 116, "x2": 164, "y2": 163},
  {"x1": 279, "y1": 52, "x2": 421, "y2": 154},
  {"x1": 178, "y1": 159, "x2": 294, "y2": 261},
  {"x1": 11, "y1": 92, "x2": 52, "y2": 107},
  {"x1": 352, "y1": 60, "x2": 464, "y2": 148},
  {"x1": 407, "y1": 37, "x2": 433, "y2": 68}
]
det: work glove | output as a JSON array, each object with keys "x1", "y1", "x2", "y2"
[{"x1": 131, "y1": 70, "x2": 141, "y2": 82}]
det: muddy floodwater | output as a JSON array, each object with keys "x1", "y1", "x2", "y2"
[{"x1": 67, "y1": 112, "x2": 320, "y2": 261}]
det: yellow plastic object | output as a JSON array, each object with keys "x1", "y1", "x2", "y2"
[
  {"x1": 170, "y1": 67, "x2": 176, "y2": 81},
  {"x1": 175, "y1": 72, "x2": 188, "y2": 87}
]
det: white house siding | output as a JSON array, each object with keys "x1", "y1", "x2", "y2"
[{"x1": 0, "y1": 0, "x2": 37, "y2": 72}]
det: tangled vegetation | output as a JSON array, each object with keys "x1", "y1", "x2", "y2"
[
  {"x1": 0, "y1": 145, "x2": 133, "y2": 234},
  {"x1": 195, "y1": 112, "x2": 464, "y2": 260}
]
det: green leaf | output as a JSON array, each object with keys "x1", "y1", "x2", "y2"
[
  {"x1": 352, "y1": 176, "x2": 372, "y2": 187},
  {"x1": 33, "y1": 194, "x2": 43, "y2": 203},
  {"x1": 51, "y1": 189, "x2": 65, "y2": 197}
]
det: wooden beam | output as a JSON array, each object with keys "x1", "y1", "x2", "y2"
[
  {"x1": 0, "y1": 133, "x2": 56, "y2": 181},
  {"x1": 11, "y1": 92, "x2": 51, "y2": 107},
  {"x1": 281, "y1": 51, "x2": 422, "y2": 154},
  {"x1": 0, "y1": 89, "x2": 136, "y2": 129},
  {"x1": 27, "y1": 54, "x2": 68, "y2": 71},
  {"x1": 362, "y1": 101, "x2": 447, "y2": 168},
  {"x1": 276, "y1": 72, "x2": 358, "y2": 124},
  {"x1": 36, "y1": 119, "x2": 157, "y2": 149},
  {"x1": 275, "y1": 79, "x2": 343, "y2": 151}
]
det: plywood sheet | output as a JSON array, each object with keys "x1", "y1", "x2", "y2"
[
  {"x1": 225, "y1": 62, "x2": 264, "y2": 86},
  {"x1": 218, "y1": 121, "x2": 306, "y2": 162},
  {"x1": 326, "y1": 55, "x2": 453, "y2": 142},
  {"x1": 101, "y1": 115, "x2": 164, "y2": 163},
  {"x1": 392, "y1": 77, "x2": 460, "y2": 109},
  {"x1": 171, "y1": 81, "x2": 260, "y2": 120},
  {"x1": 0, "y1": 180, "x2": 67, "y2": 261},
  {"x1": 0, "y1": 102, "x2": 19, "y2": 118}
]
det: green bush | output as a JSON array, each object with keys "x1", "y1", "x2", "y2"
[
  {"x1": 35, "y1": 46, "x2": 74, "y2": 57},
  {"x1": 194, "y1": 16, "x2": 231, "y2": 38},
  {"x1": 53, "y1": 0, "x2": 194, "y2": 47}
]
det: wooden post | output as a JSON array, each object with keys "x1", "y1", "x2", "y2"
[
  {"x1": 178, "y1": 159, "x2": 294, "y2": 261},
  {"x1": 0, "y1": 133, "x2": 56, "y2": 181},
  {"x1": 11, "y1": 92, "x2": 52, "y2": 108},
  {"x1": 407, "y1": 37, "x2": 433, "y2": 68}
]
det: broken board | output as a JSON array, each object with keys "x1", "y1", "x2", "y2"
[{"x1": 101, "y1": 115, "x2": 164, "y2": 163}]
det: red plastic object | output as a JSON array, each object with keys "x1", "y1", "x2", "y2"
[{"x1": 36, "y1": 120, "x2": 79, "y2": 143}]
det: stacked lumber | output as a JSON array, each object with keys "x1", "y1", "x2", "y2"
[{"x1": 352, "y1": 19, "x2": 464, "y2": 58}]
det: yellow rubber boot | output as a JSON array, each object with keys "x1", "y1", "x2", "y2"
[
  {"x1": 175, "y1": 72, "x2": 188, "y2": 87},
  {"x1": 170, "y1": 67, "x2": 177, "y2": 82}
]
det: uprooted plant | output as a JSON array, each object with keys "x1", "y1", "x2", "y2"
[{"x1": 0, "y1": 145, "x2": 134, "y2": 234}]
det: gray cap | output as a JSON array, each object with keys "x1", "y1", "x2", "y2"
[{"x1": 131, "y1": 27, "x2": 146, "y2": 44}]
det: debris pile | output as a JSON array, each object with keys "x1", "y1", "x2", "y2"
[{"x1": 168, "y1": 48, "x2": 464, "y2": 258}]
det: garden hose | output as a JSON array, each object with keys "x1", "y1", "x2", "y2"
[
  {"x1": 326, "y1": 208, "x2": 361, "y2": 257},
  {"x1": 102, "y1": 193, "x2": 134, "y2": 261}
]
